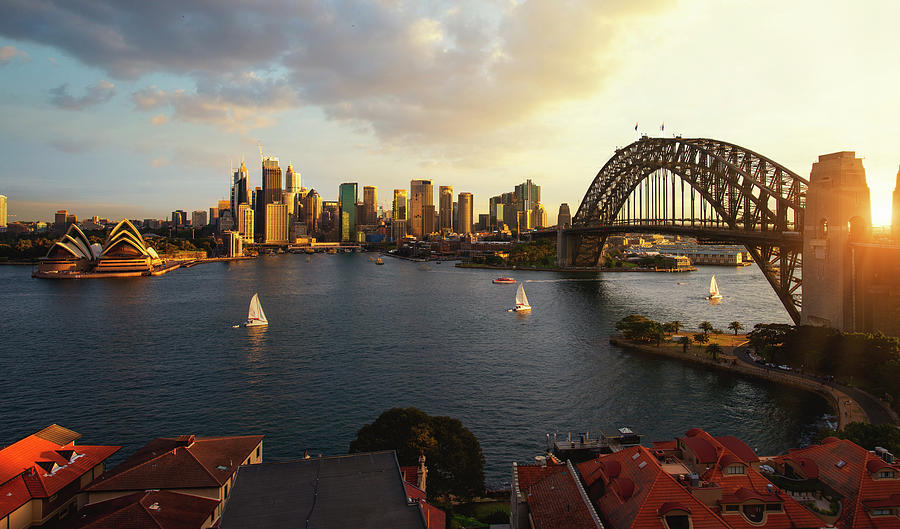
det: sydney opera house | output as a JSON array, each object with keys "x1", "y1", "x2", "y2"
[{"x1": 37, "y1": 219, "x2": 161, "y2": 276}]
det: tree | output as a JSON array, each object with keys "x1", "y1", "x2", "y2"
[
  {"x1": 349, "y1": 407, "x2": 485, "y2": 499},
  {"x1": 678, "y1": 336, "x2": 691, "y2": 354},
  {"x1": 693, "y1": 333, "x2": 709, "y2": 352},
  {"x1": 698, "y1": 321, "x2": 714, "y2": 335},
  {"x1": 707, "y1": 343, "x2": 723, "y2": 361},
  {"x1": 647, "y1": 321, "x2": 665, "y2": 346},
  {"x1": 728, "y1": 321, "x2": 744, "y2": 335},
  {"x1": 669, "y1": 321, "x2": 683, "y2": 334}
]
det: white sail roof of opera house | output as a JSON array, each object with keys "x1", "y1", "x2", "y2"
[
  {"x1": 99, "y1": 219, "x2": 154, "y2": 259},
  {"x1": 45, "y1": 224, "x2": 95, "y2": 261}
]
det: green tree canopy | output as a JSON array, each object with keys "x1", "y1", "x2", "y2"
[
  {"x1": 728, "y1": 321, "x2": 744, "y2": 335},
  {"x1": 698, "y1": 321, "x2": 714, "y2": 335},
  {"x1": 349, "y1": 407, "x2": 485, "y2": 499}
]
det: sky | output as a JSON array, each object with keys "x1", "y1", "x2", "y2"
[{"x1": 1, "y1": 0, "x2": 898, "y2": 226}]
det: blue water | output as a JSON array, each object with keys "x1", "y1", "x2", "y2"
[{"x1": 0, "y1": 256, "x2": 828, "y2": 487}]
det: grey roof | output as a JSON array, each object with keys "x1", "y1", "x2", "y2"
[{"x1": 219, "y1": 451, "x2": 428, "y2": 529}]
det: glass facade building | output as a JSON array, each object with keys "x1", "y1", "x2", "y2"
[{"x1": 339, "y1": 183, "x2": 358, "y2": 242}]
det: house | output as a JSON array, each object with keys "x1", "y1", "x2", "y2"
[
  {"x1": 83, "y1": 434, "x2": 262, "y2": 523},
  {"x1": 0, "y1": 425, "x2": 119, "y2": 529},
  {"x1": 510, "y1": 459, "x2": 603, "y2": 529},
  {"x1": 218, "y1": 451, "x2": 445, "y2": 529},
  {"x1": 769, "y1": 436, "x2": 900, "y2": 528},
  {"x1": 62, "y1": 490, "x2": 219, "y2": 529}
]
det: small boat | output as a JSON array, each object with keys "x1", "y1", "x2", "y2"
[
  {"x1": 493, "y1": 277, "x2": 516, "y2": 284},
  {"x1": 244, "y1": 293, "x2": 268, "y2": 327},
  {"x1": 305, "y1": 248, "x2": 315, "y2": 254},
  {"x1": 508, "y1": 282, "x2": 532, "y2": 312},
  {"x1": 707, "y1": 275, "x2": 723, "y2": 300},
  {"x1": 326, "y1": 248, "x2": 337, "y2": 255},
  {"x1": 375, "y1": 258, "x2": 384, "y2": 265}
]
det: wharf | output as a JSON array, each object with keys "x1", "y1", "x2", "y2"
[{"x1": 550, "y1": 428, "x2": 643, "y2": 463}]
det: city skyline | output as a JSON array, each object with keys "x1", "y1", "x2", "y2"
[{"x1": 1, "y1": 1, "x2": 900, "y2": 225}]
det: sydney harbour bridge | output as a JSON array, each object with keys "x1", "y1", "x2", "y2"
[{"x1": 551, "y1": 136, "x2": 808, "y2": 323}]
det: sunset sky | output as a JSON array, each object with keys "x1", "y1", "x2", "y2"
[{"x1": 1, "y1": 0, "x2": 898, "y2": 225}]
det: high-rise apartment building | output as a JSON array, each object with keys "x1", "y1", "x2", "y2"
[
  {"x1": 0, "y1": 195, "x2": 7, "y2": 228},
  {"x1": 232, "y1": 160, "x2": 250, "y2": 214},
  {"x1": 265, "y1": 203, "x2": 289, "y2": 244},
  {"x1": 191, "y1": 210, "x2": 207, "y2": 227},
  {"x1": 283, "y1": 164, "x2": 301, "y2": 216},
  {"x1": 363, "y1": 186, "x2": 377, "y2": 225},
  {"x1": 393, "y1": 189, "x2": 408, "y2": 221},
  {"x1": 305, "y1": 189, "x2": 322, "y2": 234},
  {"x1": 339, "y1": 183, "x2": 358, "y2": 242},
  {"x1": 457, "y1": 192, "x2": 473, "y2": 235},
  {"x1": 439, "y1": 186, "x2": 453, "y2": 233},
  {"x1": 409, "y1": 179, "x2": 433, "y2": 239}
]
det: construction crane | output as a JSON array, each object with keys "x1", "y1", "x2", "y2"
[{"x1": 258, "y1": 141, "x2": 263, "y2": 162}]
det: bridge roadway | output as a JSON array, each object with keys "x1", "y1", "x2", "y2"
[{"x1": 533, "y1": 225, "x2": 801, "y2": 248}]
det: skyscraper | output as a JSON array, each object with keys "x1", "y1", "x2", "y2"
[
  {"x1": 283, "y1": 164, "x2": 301, "y2": 216},
  {"x1": 305, "y1": 189, "x2": 322, "y2": 234},
  {"x1": 439, "y1": 186, "x2": 453, "y2": 233},
  {"x1": 232, "y1": 160, "x2": 250, "y2": 215},
  {"x1": 363, "y1": 186, "x2": 377, "y2": 225},
  {"x1": 515, "y1": 179, "x2": 541, "y2": 213},
  {"x1": 409, "y1": 179, "x2": 433, "y2": 239},
  {"x1": 393, "y1": 189, "x2": 408, "y2": 221},
  {"x1": 265, "y1": 203, "x2": 289, "y2": 244},
  {"x1": 258, "y1": 156, "x2": 282, "y2": 235},
  {"x1": 339, "y1": 183, "x2": 358, "y2": 242},
  {"x1": 457, "y1": 192, "x2": 473, "y2": 235},
  {"x1": 0, "y1": 195, "x2": 6, "y2": 228},
  {"x1": 209, "y1": 208, "x2": 219, "y2": 226},
  {"x1": 191, "y1": 210, "x2": 207, "y2": 227}
]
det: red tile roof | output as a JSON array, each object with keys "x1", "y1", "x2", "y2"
[
  {"x1": 0, "y1": 426, "x2": 120, "y2": 519},
  {"x1": 516, "y1": 463, "x2": 601, "y2": 529},
  {"x1": 680, "y1": 435, "x2": 718, "y2": 464},
  {"x1": 403, "y1": 483, "x2": 445, "y2": 529},
  {"x1": 715, "y1": 436, "x2": 760, "y2": 464},
  {"x1": 85, "y1": 435, "x2": 262, "y2": 492},
  {"x1": 773, "y1": 438, "x2": 900, "y2": 529},
  {"x1": 71, "y1": 490, "x2": 219, "y2": 529},
  {"x1": 400, "y1": 465, "x2": 418, "y2": 486}
]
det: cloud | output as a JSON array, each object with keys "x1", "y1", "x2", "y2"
[
  {"x1": 49, "y1": 80, "x2": 115, "y2": 110},
  {"x1": 151, "y1": 157, "x2": 168, "y2": 167},
  {"x1": 150, "y1": 113, "x2": 168, "y2": 125},
  {"x1": 0, "y1": 45, "x2": 28, "y2": 65},
  {"x1": 49, "y1": 138, "x2": 97, "y2": 153}
]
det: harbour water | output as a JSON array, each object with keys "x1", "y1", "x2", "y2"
[{"x1": 0, "y1": 255, "x2": 829, "y2": 486}]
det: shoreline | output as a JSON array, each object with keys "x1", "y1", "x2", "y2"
[
  {"x1": 30, "y1": 255, "x2": 255, "y2": 279},
  {"x1": 608, "y1": 335, "x2": 869, "y2": 429},
  {"x1": 455, "y1": 263, "x2": 694, "y2": 273}
]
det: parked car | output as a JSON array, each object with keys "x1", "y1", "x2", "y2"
[{"x1": 778, "y1": 365, "x2": 791, "y2": 371}]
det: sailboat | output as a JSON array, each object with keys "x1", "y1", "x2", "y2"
[
  {"x1": 508, "y1": 282, "x2": 532, "y2": 312},
  {"x1": 245, "y1": 293, "x2": 268, "y2": 326},
  {"x1": 707, "y1": 275, "x2": 723, "y2": 300}
]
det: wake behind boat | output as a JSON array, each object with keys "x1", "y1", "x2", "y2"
[
  {"x1": 243, "y1": 293, "x2": 268, "y2": 327},
  {"x1": 508, "y1": 282, "x2": 532, "y2": 312},
  {"x1": 706, "y1": 275, "x2": 723, "y2": 300}
]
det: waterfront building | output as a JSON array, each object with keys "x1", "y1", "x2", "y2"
[
  {"x1": 192, "y1": 210, "x2": 207, "y2": 228},
  {"x1": 209, "y1": 207, "x2": 219, "y2": 226},
  {"x1": 439, "y1": 186, "x2": 453, "y2": 233},
  {"x1": 409, "y1": 179, "x2": 433, "y2": 239},
  {"x1": 94, "y1": 219, "x2": 159, "y2": 273},
  {"x1": 283, "y1": 164, "x2": 300, "y2": 216},
  {"x1": 321, "y1": 201, "x2": 340, "y2": 241},
  {"x1": 339, "y1": 183, "x2": 358, "y2": 242},
  {"x1": 238, "y1": 204, "x2": 254, "y2": 242},
  {"x1": 0, "y1": 424, "x2": 120, "y2": 529},
  {"x1": 392, "y1": 218, "x2": 408, "y2": 241},
  {"x1": 265, "y1": 203, "x2": 289, "y2": 244},
  {"x1": 0, "y1": 194, "x2": 6, "y2": 227},
  {"x1": 558, "y1": 203, "x2": 572, "y2": 228},
  {"x1": 224, "y1": 230, "x2": 242, "y2": 257},
  {"x1": 69, "y1": 490, "x2": 219, "y2": 529},
  {"x1": 84, "y1": 434, "x2": 264, "y2": 524},
  {"x1": 219, "y1": 451, "x2": 443, "y2": 529},
  {"x1": 231, "y1": 161, "x2": 250, "y2": 215},
  {"x1": 510, "y1": 460, "x2": 602, "y2": 529},
  {"x1": 768, "y1": 437, "x2": 900, "y2": 529},
  {"x1": 393, "y1": 189, "x2": 408, "y2": 221},
  {"x1": 42, "y1": 224, "x2": 96, "y2": 272},
  {"x1": 305, "y1": 189, "x2": 322, "y2": 234},
  {"x1": 457, "y1": 192, "x2": 473, "y2": 235},
  {"x1": 363, "y1": 185, "x2": 377, "y2": 225}
]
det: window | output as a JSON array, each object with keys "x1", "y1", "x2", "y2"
[
  {"x1": 224, "y1": 484, "x2": 228, "y2": 499},
  {"x1": 725, "y1": 505, "x2": 739, "y2": 512},
  {"x1": 726, "y1": 464, "x2": 745, "y2": 475},
  {"x1": 663, "y1": 514, "x2": 691, "y2": 529},
  {"x1": 765, "y1": 504, "x2": 783, "y2": 512},
  {"x1": 742, "y1": 504, "x2": 764, "y2": 524},
  {"x1": 877, "y1": 470, "x2": 895, "y2": 479},
  {"x1": 872, "y1": 508, "x2": 893, "y2": 516},
  {"x1": 256, "y1": 446, "x2": 260, "y2": 459}
]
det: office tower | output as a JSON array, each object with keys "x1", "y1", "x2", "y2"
[
  {"x1": 501, "y1": 191, "x2": 518, "y2": 228},
  {"x1": 191, "y1": 210, "x2": 207, "y2": 227},
  {"x1": 265, "y1": 203, "x2": 289, "y2": 244},
  {"x1": 391, "y1": 219, "x2": 407, "y2": 242},
  {"x1": 305, "y1": 189, "x2": 322, "y2": 234},
  {"x1": 557, "y1": 203, "x2": 572, "y2": 228},
  {"x1": 439, "y1": 186, "x2": 453, "y2": 233},
  {"x1": 171, "y1": 210, "x2": 187, "y2": 227},
  {"x1": 209, "y1": 207, "x2": 219, "y2": 226},
  {"x1": 0, "y1": 195, "x2": 6, "y2": 228},
  {"x1": 452, "y1": 202, "x2": 458, "y2": 233},
  {"x1": 515, "y1": 179, "x2": 541, "y2": 212},
  {"x1": 477, "y1": 214, "x2": 490, "y2": 231},
  {"x1": 224, "y1": 231, "x2": 242, "y2": 257},
  {"x1": 457, "y1": 192, "x2": 473, "y2": 235},
  {"x1": 489, "y1": 196, "x2": 501, "y2": 229},
  {"x1": 393, "y1": 189, "x2": 408, "y2": 221},
  {"x1": 363, "y1": 186, "x2": 377, "y2": 225},
  {"x1": 232, "y1": 160, "x2": 250, "y2": 214},
  {"x1": 409, "y1": 179, "x2": 433, "y2": 239},
  {"x1": 54, "y1": 210, "x2": 68, "y2": 230},
  {"x1": 218, "y1": 199, "x2": 231, "y2": 212},
  {"x1": 532, "y1": 203, "x2": 547, "y2": 229},
  {"x1": 339, "y1": 183, "x2": 358, "y2": 242},
  {"x1": 283, "y1": 164, "x2": 300, "y2": 216},
  {"x1": 240, "y1": 206, "x2": 255, "y2": 242},
  {"x1": 257, "y1": 156, "x2": 282, "y2": 236}
]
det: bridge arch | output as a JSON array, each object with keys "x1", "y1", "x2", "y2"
[{"x1": 568, "y1": 137, "x2": 809, "y2": 322}]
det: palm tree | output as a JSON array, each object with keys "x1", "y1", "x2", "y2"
[
  {"x1": 707, "y1": 343, "x2": 723, "y2": 361},
  {"x1": 699, "y1": 321, "x2": 714, "y2": 336},
  {"x1": 693, "y1": 333, "x2": 709, "y2": 353},
  {"x1": 669, "y1": 320, "x2": 683, "y2": 334},
  {"x1": 728, "y1": 321, "x2": 744, "y2": 336},
  {"x1": 678, "y1": 336, "x2": 691, "y2": 354}
]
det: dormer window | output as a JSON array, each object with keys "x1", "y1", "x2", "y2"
[
  {"x1": 742, "y1": 504, "x2": 765, "y2": 524},
  {"x1": 663, "y1": 514, "x2": 691, "y2": 529},
  {"x1": 872, "y1": 508, "x2": 893, "y2": 516},
  {"x1": 877, "y1": 470, "x2": 896, "y2": 479},
  {"x1": 726, "y1": 464, "x2": 745, "y2": 475}
]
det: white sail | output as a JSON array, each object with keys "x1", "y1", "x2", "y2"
[
  {"x1": 708, "y1": 275, "x2": 722, "y2": 299},
  {"x1": 247, "y1": 293, "x2": 268, "y2": 325},
  {"x1": 516, "y1": 283, "x2": 529, "y2": 306}
]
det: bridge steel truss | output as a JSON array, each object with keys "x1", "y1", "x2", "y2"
[{"x1": 570, "y1": 137, "x2": 808, "y2": 323}]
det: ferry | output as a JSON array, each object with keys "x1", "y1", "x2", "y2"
[{"x1": 492, "y1": 277, "x2": 516, "y2": 284}]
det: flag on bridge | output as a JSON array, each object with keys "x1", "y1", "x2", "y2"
[
  {"x1": 661, "y1": 122, "x2": 665, "y2": 132},
  {"x1": 634, "y1": 122, "x2": 638, "y2": 131}
]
